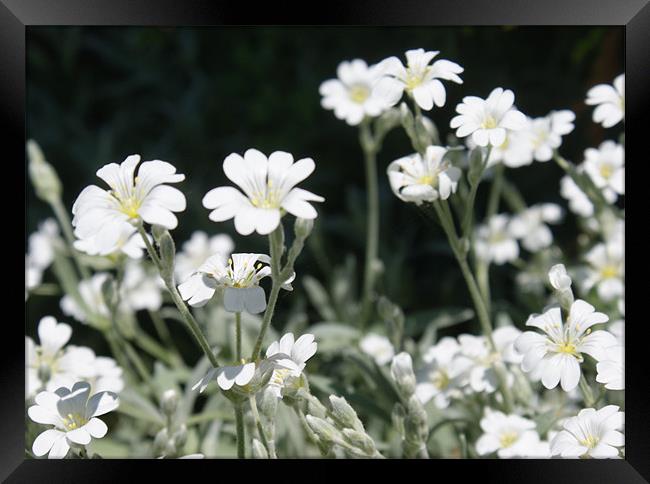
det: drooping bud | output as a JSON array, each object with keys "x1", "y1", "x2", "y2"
[
  {"x1": 161, "y1": 389, "x2": 179, "y2": 418},
  {"x1": 294, "y1": 217, "x2": 314, "y2": 240},
  {"x1": 548, "y1": 263, "x2": 574, "y2": 313},
  {"x1": 391, "y1": 352, "x2": 416, "y2": 397},
  {"x1": 328, "y1": 395, "x2": 364, "y2": 433}
]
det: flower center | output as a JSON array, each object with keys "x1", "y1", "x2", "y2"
[
  {"x1": 62, "y1": 412, "x2": 88, "y2": 431},
  {"x1": 599, "y1": 163, "x2": 613, "y2": 180},
  {"x1": 482, "y1": 115, "x2": 498, "y2": 130},
  {"x1": 349, "y1": 84, "x2": 370, "y2": 104},
  {"x1": 418, "y1": 174, "x2": 438, "y2": 187},
  {"x1": 115, "y1": 194, "x2": 142, "y2": 219},
  {"x1": 600, "y1": 264, "x2": 619, "y2": 279},
  {"x1": 431, "y1": 370, "x2": 450, "y2": 390},
  {"x1": 499, "y1": 431, "x2": 519, "y2": 448},
  {"x1": 404, "y1": 67, "x2": 429, "y2": 91},
  {"x1": 557, "y1": 341, "x2": 578, "y2": 355},
  {"x1": 250, "y1": 182, "x2": 281, "y2": 209},
  {"x1": 579, "y1": 434, "x2": 600, "y2": 449}
]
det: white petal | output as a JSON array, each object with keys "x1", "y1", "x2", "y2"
[
  {"x1": 47, "y1": 434, "x2": 71, "y2": 459},
  {"x1": 242, "y1": 286, "x2": 267, "y2": 315},
  {"x1": 86, "y1": 391, "x2": 119, "y2": 418},
  {"x1": 85, "y1": 417, "x2": 108, "y2": 438},
  {"x1": 66, "y1": 427, "x2": 91, "y2": 445}
]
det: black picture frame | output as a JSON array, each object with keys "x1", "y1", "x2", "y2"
[{"x1": 7, "y1": 0, "x2": 647, "y2": 481}]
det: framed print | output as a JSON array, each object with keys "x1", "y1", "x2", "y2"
[{"x1": 5, "y1": 0, "x2": 648, "y2": 481}]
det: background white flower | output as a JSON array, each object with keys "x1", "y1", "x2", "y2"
[
  {"x1": 73, "y1": 222, "x2": 146, "y2": 259},
  {"x1": 596, "y1": 345, "x2": 624, "y2": 390},
  {"x1": 72, "y1": 155, "x2": 186, "y2": 254},
  {"x1": 359, "y1": 333, "x2": 394, "y2": 365},
  {"x1": 28, "y1": 218, "x2": 60, "y2": 269},
  {"x1": 509, "y1": 204, "x2": 563, "y2": 252},
  {"x1": 119, "y1": 260, "x2": 164, "y2": 312},
  {"x1": 550, "y1": 405, "x2": 624, "y2": 458},
  {"x1": 585, "y1": 74, "x2": 624, "y2": 128},
  {"x1": 60, "y1": 273, "x2": 111, "y2": 323},
  {"x1": 375, "y1": 48, "x2": 463, "y2": 110},
  {"x1": 175, "y1": 231, "x2": 235, "y2": 283},
  {"x1": 475, "y1": 409, "x2": 542, "y2": 458},
  {"x1": 450, "y1": 88, "x2": 526, "y2": 147},
  {"x1": 526, "y1": 110, "x2": 575, "y2": 162},
  {"x1": 28, "y1": 381, "x2": 119, "y2": 459},
  {"x1": 514, "y1": 300, "x2": 615, "y2": 391},
  {"x1": 193, "y1": 363, "x2": 256, "y2": 392},
  {"x1": 582, "y1": 241, "x2": 624, "y2": 302},
  {"x1": 387, "y1": 146, "x2": 461, "y2": 204},
  {"x1": 203, "y1": 149, "x2": 324, "y2": 236},
  {"x1": 583, "y1": 141, "x2": 624, "y2": 198},
  {"x1": 319, "y1": 59, "x2": 392, "y2": 125},
  {"x1": 474, "y1": 214, "x2": 519, "y2": 265}
]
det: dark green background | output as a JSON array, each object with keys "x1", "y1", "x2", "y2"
[{"x1": 26, "y1": 27, "x2": 623, "y2": 351}]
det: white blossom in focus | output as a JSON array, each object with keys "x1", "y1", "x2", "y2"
[
  {"x1": 359, "y1": 333, "x2": 395, "y2": 365},
  {"x1": 514, "y1": 300, "x2": 616, "y2": 392},
  {"x1": 449, "y1": 88, "x2": 527, "y2": 147},
  {"x1": 509, "y1": 204, "x2": 563, "y2": 252},
  {"x1": 474, "y1": 214, "x2": 519, "y2": 265},
  {"x1": 374, "y1": 48, "x2": 464, "y2": 110},
  {"x1": 202, "y1": 149, "x2": 324, "y2": 236},
  {"x1": 387, "y1": 146, "x2": 461, "y2": 204},
  {"x1": 319, "y1": 59, "x2": 394, "y2": 125},
  {"x1": 265, "y1": 333, "x2": 317, "y2": 398},
  {"x1": 550, "y1": 405, "x2": 624, "y2": 458},
  {"x1": 72, "y1": 155, "x2": 186, "y2": 254},
  {"x1": 585, "y1": 74, "x2": 624, "y2": 128},
  {"x1": 28, "y1": 381, "x2": 119, "y2": 459}
]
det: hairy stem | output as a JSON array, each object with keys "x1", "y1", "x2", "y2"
[{"x1": 235, "y1": 404, "x2": 246, "y2": 458}]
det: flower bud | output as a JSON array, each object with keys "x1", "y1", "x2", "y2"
[
  {"x1": 328, "y1": 395, "x2": 364, "y2": 432},
  {"x1": 259, "y1": 385, "x2": 279, "y2": 421},
  {"x1": 173, "y1": 424, "x2": 187, "y2": 449},
  {"x1": 391, "y1": 352, "x2": 416, "y2": 397},
  {"x1": 294, "y1": 217, "x2": 314, "y2": 240},
  {"x1": 27, "y1": 140, "x2": 62, "y2": 204},
  {"x1": 305, "y1": 415, "x2": 344, "y2": 446},
  {"x1": 151, "y1": 224, "x2": 167, "y2": 244},
  {"x1": 153, "y1": 428, "x2": 169, "y2": 455},
  {"x1": 468, "y1": 147, "x2": 485, "y2": 186},
  {"x1": 158, "y1": 231, "x2": 176, "y2": 283},
  {"x1": 405, "y1": 394, "x2": 429, "y2": 442},
  {"x1": 161, "y1": 389, "x2": 179, "y2": 417},
  {"x1": 342, "y1": 428, "x2": 376, "y2": 456},
  {"x1": 100, "y1": 275, "x2": 118, "y2": 314},
  {"x1": 548, "y1": 264, "x2": 572, "y2": 291}
]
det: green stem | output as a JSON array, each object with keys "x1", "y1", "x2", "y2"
[
  {"x1": 579, "y1": 373, "x2": 595, "y2": 407},
  {"x1": 360, "y1": 120, "x2": 380, "y2": 326},
  {"x1": 235, "y1": 404, "x2": 246, "y2": 458},
  {"x1": 461, "y1": 146, "x2": 492, "y2": 239},
  {"x1": 51, "y1": 198, "x2": 91, "y2": 279},
  {"x1": 136, "y1": 224, "x2": 219, "y2": 368},
  {"x1": 251, "y1": 225, "x2": 284, "y2": 360},
  {"x1": 249, "y1": 396, "x2": 275, "y2": 458},
  {"x1": 486, "y1": 163, "x2": 505, "y2": 219},
  {"x1": 235, "y1": 312, "x2": 242, "y2": 361}
]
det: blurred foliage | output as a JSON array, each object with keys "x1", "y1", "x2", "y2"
[{"x1": 26, "y1": 26, "x2": 623, "y2": 352}]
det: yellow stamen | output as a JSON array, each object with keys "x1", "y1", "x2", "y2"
[
  {"x1": 349, "y1": 84, "x2": 370, "y2": 103},
  {"x1": 499, "y1": 432, "x2": 519, "y2": 448}
]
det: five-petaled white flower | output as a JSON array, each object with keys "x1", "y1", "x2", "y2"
[
  {"x1": 474, "y1": 214, "x2": 519, "y2": 265},
  {"x1": 475, "y1": 408, "x2": 544, "y2": 458},
  {"x1": 265, "y1": 332, "x2": 317, "y2": 398},
  {"x1": 387, "y1": 146, "x2": 461, "y2": 204},
  {"x1": 509, "y1": 204, "x2": 563, "y2": 252},
  {"x1": 525, "y1": 110, "x2": 575, "y2": 162},
  {"x1": 450, "y1": 88, "x2": 527, "y2": 147},
  {"x1": 175, "y1": 231, "x2": 235, "y2": 283},
  {"x1": 583, "y1": 141, "x2": 624, "y2": 198},
  {"x1": 359, "y1": 333, "x2": 395, "y2": 365},
  {"x1": 415, "y1": 337, "x2": 470, "y2": 408},
  {"x1": 28, "y1": 381, "x2": 119, "y2": 459},
  {"x1": 178, "y1": 253, "x2": 293, "y2": 313},
  {"x1": 514, "y1": 300, "x2": 616, "y2": 392},
  {"x1": 582, "y1": 241, "x2": 624, "y2": 302},
  {"x1": 319, "y1": 59, "x2": 393, "y2": 125},
  {"x1": 203, "y1": 149, "x2": 324, "y2": 236},
  {"x1": 550, "y1": 405, "x2": 624, "y2": 458},
  {"x1": 72, "y1": 155, "x2": 186, "y2": 254},
  {"x1": 585, "y1": 74, "x2": 624, "y2": 128},
  {"x1": 375, "y1": 48, "x2": 464, "y2": 110}
]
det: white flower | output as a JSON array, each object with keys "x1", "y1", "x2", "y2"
[
  {"x1": 477, "y1": 130, "x2": 534, "y2": 168},
  {"x1": 560, "y1": 174, "x2": 594, "y2": 218},
  {"x1": 582, "y1": 241, "x2": 624, "y2": 302},
  {"x1": 175, "y1": 231, "x2": 235, "y2": 283},
  {"x1": 509, "y1": 204, "x2": 563, "y2": 252},
  {"x1": 474, "y1": 214, "x2": 519, "y2": 265},
  {"x1": 585, "y1": 74, "x2": 624, "y2": 128},
  {"x1": 72, "y1": 155, "x2": 186, "y2": 254},
  {"x1": 450, "y1": 88, "x2": 527, "y2": 147},
  {"x1": 193, "y1": 362, "x2": 256, "y2": 392},
  {"x1": 475, "y1": 408, "x2": 542, "y2": 458},
  {"x1": 514, "y1": 300, "x2": 616, "y2": 391},
  {"x1": 526, "y1": 110, "x2": 575, "y2": 162},
  {"x1": 457, "y1": 326, "x2": 522, "y2": 394},
  {"x1": 119, "y1": 260, "x2": 164, "y2": 311},
  {"x1": 548, "y1": 263, "x2": 572, "y2": 291},
  {"x1": 73, "y1": 222, "x2": 146, "y2": 259},
  {"x1": 178, "y1": 253, "x2": 293, "y2": 313},
  {"x1": 202, "y1": 149, "x2": 324, "y2": 236},
  {"x1": 265, "y1": 333, "x2": 317, "y2": 398},
  {"x1": 415, "y1": 337, "x2": 470, "y2": 408},
  {"x1": 583, "y1": 141, "x2": 624, "y2": 198},
  {"x1": 60, "y1": 273, "x2": 111, "y2": 323},
  {"x1": 359, "y1": 333, "x2": 394, "y2": 365},
  {"x1": 28, "y1": 218, "x2": 60, "y2": 269},
  {"x1": 550, "y1": 405, "x2": 624, "y2": 458},
  {"x1": 387, "y1": 146, "x2": 461, "y2": 204},
  {"x1": 374, "y1": 49, "x2": 463, "y2": 110},
  {"x1": 319, "y1": 59, "x2": 393, "y2": 125},
  {"x1": 28, "y1": 381, "x2": 119, "y2": 458},
  {"x1": 596, "y1": 345, "x2": 624, "y2": 390}
]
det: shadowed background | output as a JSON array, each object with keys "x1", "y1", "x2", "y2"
[{"x1": 26, "y1": 26, "x2": 623, "y2": 355}]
